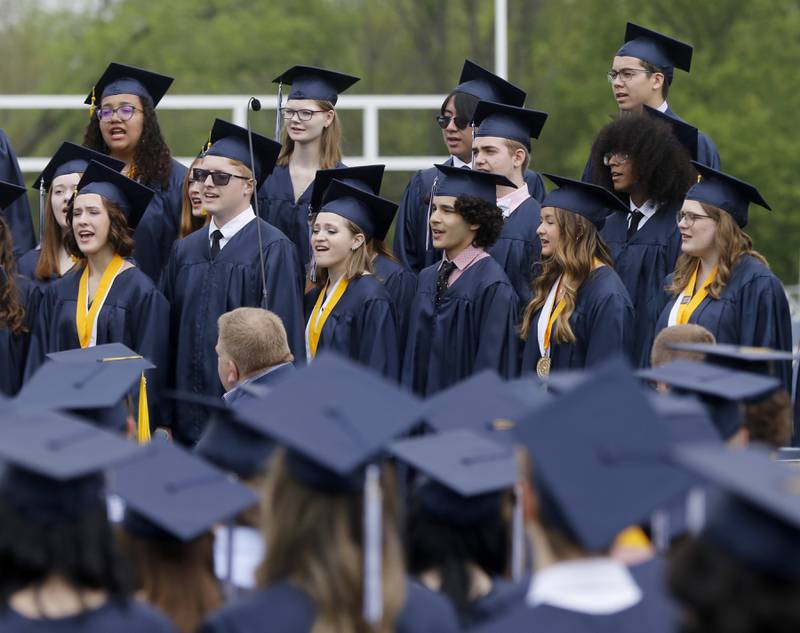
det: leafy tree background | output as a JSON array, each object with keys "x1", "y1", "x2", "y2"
[{"x1": 0, "y1": 0, "x2": 797, "y2": 282}]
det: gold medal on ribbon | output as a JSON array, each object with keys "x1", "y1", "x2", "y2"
[{"x1": 536, "y1": 356, "x2": 551, "y2": 378}]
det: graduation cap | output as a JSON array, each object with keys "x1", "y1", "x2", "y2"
[
  {"x1": 309, "y1": 165, "x2": 385, "y2": 212},
  {"x1": 637, "y1": 360, "x2": 781, "y2": 439},
  {"x1": 513, "y1": 357, "x2": 694, "y2": 552},
  {"x1": 541, "y1": 173, "x2": 629, "y2": 230},
  {"x1": 273, "y1": 65, "x2": 360, "y2": 105},
  {"x1": 85, "y1": 62, "x2": 174, "y2": 109},
  {"x1": 319, "y1": 180, "x2": 399, "y2": 242},
  {"x1": 454, "y1": 60, "x2": 526, "y2": 107},
  {"x1": 45, "y1": 342, "x2": 154, "y2": 369},
  {"x1": 686, "y1": 162, "x2": 770, "y2": 228},
  {"x1": 674, "y1": 443, "x2": 800, "y2": 578},
  {"x1": 76, "y1": 160, "x2": 155, "y2": 231},
  {"x1": 203, "y1": 118, "x2": 282, "y2": 186},
  {"x1": 0, "y1": 180, "x2": 27, "y2": 212},
  {"x1": 0, "y1": 410, "x2": 141, "y2": 523},
  {"x1": 616, "y1": 22, "x2": 693, "y2": 84},
  {"x1": 432, "y1": 163, "x2": 515, "y2": 206},
  {"x1": 33, "y1": 142, "x2": 124, "y2": 191},
  {"x1": 646, "y1": 392, "x2": 721, "y2": 444},
  {"x1": 666, "y1": 342, "x2": 798, "y2": 382},
  {"x1": 472, "y1": 100, "x2": 548, "y2": 151},
  {"x1": 643, "y1": 106, "x2": 699, "y2": 161},
  {"x1": 112, "y1": 439, "x2": 258, "y2": 542}
]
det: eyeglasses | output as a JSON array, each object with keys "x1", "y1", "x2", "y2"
[
  {"x1": 602, "y1": 152, "x2": 630, "y2": 166},
  {"x1": 192, "y1": 168, "x2": 251, "y2": 186},
  {"x1": 677, "y1": 211, "x2": 717, "y2": 227},
  {"x1": 97, "y1": 104, "x2": 142, "y2": 122},
  {"x1": 280, "y1": 107, "x2": 326, "y2": 121},
  {"x1": 436, "y1": 115, "x2": 470, "y2": 130},
  {"x1": 606, "y1": 68, "x2": 651, "y2": 83}
]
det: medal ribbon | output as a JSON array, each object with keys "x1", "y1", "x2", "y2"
[
  {"x1": 75, "y1": 254, "x2": 124, "y2": 349},
  {"x1": 307, "y1": 276, "x2": 350, "y2": 358},
  {"x1": 677, "y1": 262, "x2": 717, "y2": 325}
]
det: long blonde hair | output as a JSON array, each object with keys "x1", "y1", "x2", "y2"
[
  {"x1": 520, "y1": 208, "x2": 613, "y2": 342},
  {"x1": 257, "y1": 449, "x2": 407, "y2": 633},
  {"x1": 178, "y1": 157, "x2": 209, "y2": 239},
  {"x1": 666, "y1": 203, "x2": 767, "y2": 300},
  {"x1": 277, "y1": 100, "x2": 342, "y2": 170},
  {"x1": 309, "y1": 216, "x2": 372, "y2": 289},
  {"x1": 34, "y1": 187, "x2": 67, "y2": 281}
]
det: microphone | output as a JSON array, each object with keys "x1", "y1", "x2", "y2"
[
  {"x1": 246, "y1": 97, "x2": 269, "y2": 308},
  {"x1": 249, "y1": 97, "x2": 262, "y2": 112}
]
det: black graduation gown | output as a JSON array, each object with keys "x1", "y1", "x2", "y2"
[
  {"x1": 0, "y1": 599, "x2": 177, "y2": 632},
  {"x1": 16, "y1": 248, "x2": 74, "y2": 288},
  {"x1": 393, "y1": 160, "x2": 546, "y2": 273},
  {"x1": 521, "y1": 266, "x2": 635, "y2": 373},
  {"x1": 131, "y1": 158, "x2": 188, "y2": 283},
  {"x1": 462, "y1": 577, "x2": 529, "y2": 630},
  {"x1": 600, "y1": 202, "x2": 681, "y2": 367},
  {"x1": 161, "y1": 218, "x2": 305, "y2": 445},
  {"x1": 489, "y1": 197, "x2": 542, "y2": 307},
  {"x1": 0, "y1": 129, "x2": 35, "y2": 258},
  {"x1": 0, "y1": 275, "x2": 40, "y2": 396},
  {"x1": 373, "y1": 253, "x2": 417, "y2": 344},
  {"x1": 655, "y1": 255, "x2": 793, "y2": 391},
  {"x1": 199, "y1": 579, "x2": 460, "y2": 633},
  {"x1": 402, "y1": 256, "x2": 520, "y2": 397},
  {"x1": 305, "y1": 274, "x2": 401, "y2": 380},
  {"x1": 256, "y1": 162, "x2": 345, "y2": 271}
]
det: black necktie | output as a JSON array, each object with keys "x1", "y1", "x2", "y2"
[
  {"x1": 627, "y1": 210, "x2": 644, "y2": 241},
  {"x1": 210, "y1": 229, "x2": 223, "y2": 259},
  {"x1": 435, "y1": 260, "x2": 457, "y2": 308}
]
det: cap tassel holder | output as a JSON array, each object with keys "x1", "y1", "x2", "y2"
[
  {"x1": 137, "y1": 373, "x2": 151, "y2": 444},
  {"x1": 38, "y1": 186, "x2": 46, "y2": 247},
  {"x1": 425, "y1": 175, "x2": 438, "y2": 251},
  {"x1": 363, "y1": 463, "x2": 383, "y2": 625},
  {"x1": 88, "y1": 86, "x2": 96, "y2": 120},
  {"x1": 511, "y1": 482, "x2": 525, "y2": 581},
  {"x1": 274, "y1": 82, "x2": 284, "y2": 140}
]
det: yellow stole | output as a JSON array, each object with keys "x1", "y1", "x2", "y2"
[
  {"x1": 544, "y1": 258, "x2": 604, "y2": 352},
  {"x1": 75, "y1": 255, "x2": 151, "y2": 443},
  {"x1": 677, "y1": 262, "x2": 718, "y2": 325},
  {"x1": 307, "y1": 277, "x2": 350, "y2": 358}
]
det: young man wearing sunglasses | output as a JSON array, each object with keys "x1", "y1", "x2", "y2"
[
  {"x1": 161, "y1": 119, "x2": 305, "y2": 446},
  {"x1": 393, "y1": 60, "x2": 545, "y2": 274}
]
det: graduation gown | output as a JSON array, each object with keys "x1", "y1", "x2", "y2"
[
  {"x1": 224, "y1": 361, "x2": 296, "y2": 408},
  {"x1": 393, "y1": 160, "x2": 546, "y2": 273},
  {"x1": 373, "y1": 253, "x2": 417, "y2": 344},
  {"x1": 15, "y1": 249, "x2": 39, "y2": 280},
  {"x1": 462, "y1": 577, "x2": 529, "y2": 630},
  {"x1": 0, "y1": 275, "x2": 40, "y2": 396},
  {"x1": 402, "y1": 256, "x2": 520, "y2": 397},
  {"x1": 0, "y1": 129, "x2": 35, "y2": 258},
  {"x1": 0, "y1": 599, "x2": 177, "y2": 632},
  {"x1": 161, "y1": 218, "x2": 304, "y2": 445},
  {"x1": 655, "y1": 255, "x2": 793, "y2": 391},
  {"x1": 257, "y1": 162, "x2": 345, "y2": 271},
  {"x1": 199, "y1": 579, "x2": 460, "y2": 633},
  {"x1": 489, "y1": 197, "x2": 542, "y2": 307},
  {"x1": 600, "y1": 202, "x2": 681, "y2": 367},
  {"x1": 305, "y1": 274, "x2": 401, "y2": 380},
  {"x1": 131, "y1": 158, "x2": 188, "y2": 283},
  {"x1": 521, "y1": 266, "x2": 635, "y2": 373}
]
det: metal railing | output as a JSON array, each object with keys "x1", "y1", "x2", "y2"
[{"x1": 0, "y1": 94, "x2": 448, "y2": 173}]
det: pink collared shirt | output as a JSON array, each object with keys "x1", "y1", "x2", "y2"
[
  {"x1": 440, "y1": 244, "x2": 490, "y2": 287},
  {"x1": 497, "y1": 186, "x2": 531, "y2": 219}
]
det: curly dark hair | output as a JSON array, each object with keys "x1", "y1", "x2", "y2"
[
  {"x1": 83, "y1": 97, "x2": 173, "y2": 189},
  {"x1": 589, "y1": 112, "x2": 694, "y2": 207},
  {"x1": 454, "y1": 195, "x2": 504, "y2": 248},
  {"x1": 65, "y1": 196, "x2": 135, "y2": 259},
  {"x1": 668, "y1": 536, "x2": 800, "y2": 633}
]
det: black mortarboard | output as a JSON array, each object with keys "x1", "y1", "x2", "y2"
[
  {"x1": 433, "y1": 164, "x2": 515, "y2": 205},
  {"x1": 33, "y1": 142, "x2": 124, "y2": 191},
  {"x1": 310, "y1": 165, "x2": 385, "y2": 212},
  {"x1": 320, "y1": 180, "x2": 398, "y2": 241},
  {"x1": 643, "y1": 106, "x2": 699, "y2": 161},
  {"x1": 234, "y1": 353, "x2": 423, "y2": 492},
  {"x1": 513, "y1": 358, "x2": 694, "y2": 551},
  {"x1": 273, "y1": 65, "x2": 360, "y2": 105},
  {"x1": 686, "y1": 162, "x2": 770, "y2": 228},
  {"x1": 674, "y1": 443, "x2": 800, "y2": 578},
  {"x1": 112, "y1": 439, "x2": 258, "y2": 542},
  {"x1": 473, "y1": 101, "x2": 548, "y2": 151},
  {"x1": 541, "y1": 173, "x2": 628, "y2": 230},
  {"x1": 390, "y1": 429, "x2": 517, "y2": 526},
  {"x1": 647, "y1": 392, "x2": 721, "y2": 444},
  {"x1": 203, "y1": 118, "x2": 282, "y2": 185},
  {"x1": 455, "y1": 60, "x2": 526, "y2": 107},
  {"x1": 0, "y1": 180, "x2": 27, "y2": 212},
  {"x1": 0, "y1": 410, "x2": 140, "y2": 522},
  {"x1": 616, "y1": 23, "x2": 693, "y2": 84},
  {"x1": 76, "y1": 160, "x2": 155, "y2": 231},
  {"x1": 45, "y1": 342, "x2": 154, "y2": 370},
  {"x1": 85, "y1": 62, "x2": 174, "y2": 108},
  {"x1": 667, "y1": 342, "x2": 798, "y2": 382}
]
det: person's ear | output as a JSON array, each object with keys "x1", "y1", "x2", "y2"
[
  {"x1": 226, "y1": 359, "x2": 240, "y2": 386},
  {"x1": 351, "y1": 233, "x2": 365, "y2": 251},
  {"x1": 323, "y1": 109, "x2": 335, "y2": 129}
]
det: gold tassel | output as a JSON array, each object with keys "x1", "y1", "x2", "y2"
[
  {"x1": 137, "y1": 372, "x2": 151, "y2": 444},
  {"x1": 89, "y1": 86, "x2": 96, "y2": 120}
]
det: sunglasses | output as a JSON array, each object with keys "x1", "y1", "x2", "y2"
[
  {"x1": 192, "y1": 168, "x2": 251, "y2": 186},
  {"x1": 435, "y1": 115, "x2": 471, "y2": 130}
]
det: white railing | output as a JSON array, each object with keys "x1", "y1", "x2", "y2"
[{"x1": 0, "y1": 94, "x2": 448, "y2": 173}]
